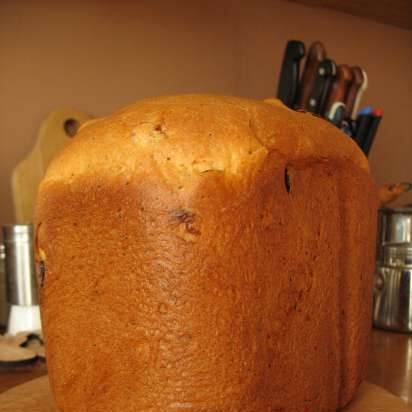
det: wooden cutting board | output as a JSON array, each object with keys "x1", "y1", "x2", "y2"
[
  {"x1": 0, "y1": 377, "x2": 410, "y2": 411},
  {"x1": 12, "y1": 107, "x2": 91, "y2": 223}
]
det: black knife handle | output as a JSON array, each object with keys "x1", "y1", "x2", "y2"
[
  {"x1": 317, "y1": 77, "x2": 334, "y2": 116},
  {"x1": 363, "y1": 111, "x2": 383, "y2": 156},
  {"x1": 276, "y1": 40, "x2": 305, "y2": 108},
  {"x1": 307, "y1": 59, "x2": 336, "y2": 114},
  {"x1": 355, "y1": 114, "x2": 372, "y2": 148}
]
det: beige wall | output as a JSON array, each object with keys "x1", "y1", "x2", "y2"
[{"x1": 0, "y1": 0, "x2": 411, "y2": 229}]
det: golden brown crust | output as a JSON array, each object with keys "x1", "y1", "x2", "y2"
[
  {"x1": 41, "y1": 94, "x2": 368, "y2": 188},
  {"x1": 36, "y1": 94, "x2": 377, "y2": 411}
]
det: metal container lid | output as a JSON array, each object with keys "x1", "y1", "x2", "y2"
[
  {"x1": 2, "y1": 224, "x2": 33, "y2": 243},
  {"x1": 380, "y1": 206, "x2": 412, "y2": 215},
  {"x1": 383, "y1": 242, "x2": 412, "y2": 267}
]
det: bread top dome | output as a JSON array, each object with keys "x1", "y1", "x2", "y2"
[{"x1": 40, "y1": 94, "x2": 369, "y2": 191}]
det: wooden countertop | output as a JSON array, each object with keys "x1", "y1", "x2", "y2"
[
  {"x1": 0, "y1": 329, "x2": 410, "y2": 404},
  {"x1": 366, "y1": 329, "x2": 412, "y2": 405}
]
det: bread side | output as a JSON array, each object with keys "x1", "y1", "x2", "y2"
[{"x1": 35, "y1": 95, "x2": 377, "y2": 411}]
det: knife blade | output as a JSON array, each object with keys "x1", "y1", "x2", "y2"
[
  {"x1": 345, "y1": 67, "x2": 365, "y2": 119},
  {"x1": 306, "y1": 58, "x2": 336, "y2": 114},
  {"x1": 324, "y1": 64, "x2": 353, "y2": 117},
  {"x1": 295, "y1": 41, "x2": 326, "y2": 110},
  {"x1": 276, "y1": 40, "x2": 306, "y2": 108}
]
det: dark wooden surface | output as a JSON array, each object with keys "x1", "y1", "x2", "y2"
[
  {"x1": 289, "y1": 0, "x2": 412, "y2": 30},
  {"x1": 366, "y1": 329, "x2": 412, "y2": 405},
  {"x1": 0, "y1": 361, "x2": 47, "y2": 394},
  {"x1": 0, "y1": 329, "x2": 410, "y2": 404}
]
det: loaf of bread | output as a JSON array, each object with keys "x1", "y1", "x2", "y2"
[{"x1": 35, "y1": 95, "x2": 377, "y2": 412}]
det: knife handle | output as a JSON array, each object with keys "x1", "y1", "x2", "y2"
[
  {"x1": 327, "y1": 102, "x2": 346, "y2": 127},
  {"x1": 354, "y1": 113, "x2": 372, "y2": 148},
  {"x1": 307, "y1": 59, "x2": 336, "y2": 113},
  {"x1": 317, "y1": 75, "x2": 334, "y2": 116},
  {"x1": 363, "y1": 109, "x2": 383, "y2": 156},
  {"x1": 345, "y1": 67, "x2": 365, "y2": 119},
  {"x1": 276, "y1": 40, "x2": 305, "y2": 108},
  {"x1": 295, "y1": 41, "x2": 326, "y2": 109},
  {"x1": 324, "y1": 64, "x2": 353, "y2": 115},
  {"x1": 351, "y1": 69, "x2": 368, "y2": 119}
]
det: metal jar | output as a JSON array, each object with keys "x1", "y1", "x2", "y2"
[
  {"x1": 373, "y1": 242, "x2": 412, "y2": 333},
  {"x1": 2, "y1": 224, "x2": 38, "y2": 306},
  {"x1": 377, "y1": 207, "x2": 412, "y2": 261}
]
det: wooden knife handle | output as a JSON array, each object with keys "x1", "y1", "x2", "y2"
[
  {"x1": 352, "y1": 69, "x2": 368, "y2": 118},
  {"x1": 324, "y1": 64, "x2": 352, "y2": 114},
  {"x1": 345, "y1": 67, "x2": 364, "y2": 118},
  {"x1": 295, "y1": 41, "x2": 326, "y2": 109}
]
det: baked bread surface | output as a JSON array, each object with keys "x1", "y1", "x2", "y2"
[{"x1": 36, "y1": 94, "x2": 377, "y2": 412}]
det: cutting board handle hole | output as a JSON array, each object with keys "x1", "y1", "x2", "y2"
[{"x1": 64, "y1": 119, "x2": 80, "y2": 138}]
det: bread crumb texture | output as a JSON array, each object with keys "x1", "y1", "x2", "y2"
[{"x1": 35, "y1": 94, "x2": 377, "y2": 412}]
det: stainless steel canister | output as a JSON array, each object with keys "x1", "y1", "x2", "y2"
[
  {"x1": 373, "y1": 242, "x2": 412, "y2": 333},
  {"x1": 2, "y1": 224, "x2": 38, "y2": 306},
  {"x1": 0, "y1": 244, "x2": 8, "y2": 324},
  {"x1": 377, "y1": 207, "x2": 412, "y2": 261}
]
